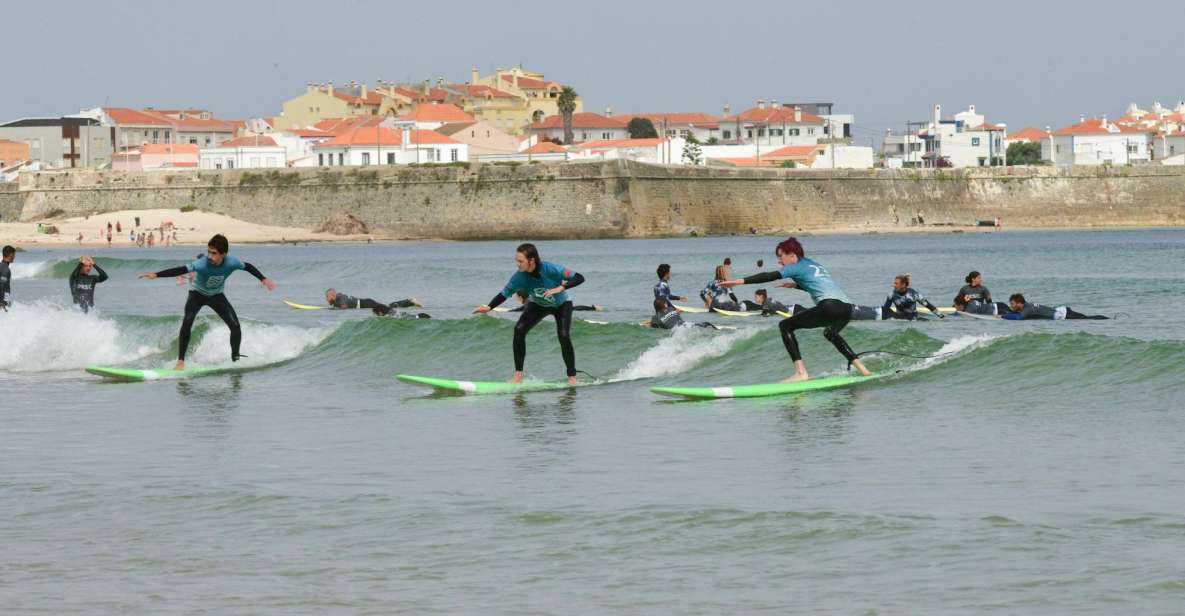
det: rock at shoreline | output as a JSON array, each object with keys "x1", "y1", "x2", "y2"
[{"x1": 317, "y1": 213, "x2": 368, "y2": 235}]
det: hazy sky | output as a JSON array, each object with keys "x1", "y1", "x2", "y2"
[{"x1": 5, "y1": 0, "x2": 1183, "y2": 142}]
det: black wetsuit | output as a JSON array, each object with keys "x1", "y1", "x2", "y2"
[
  {"x1": 153, "y1": 262, "x2": 267, "y2": 361},
  {"x1": 331, "y1": 293, "x2": 415, "y2": 311},
  {"x1": 741, "y1": 268, "x2": 859, "y2": 366},
  {"x1": 958, "y1": 284, "x2": 992, "y2": 304},
  {"x1": 0, "y1": 260, "x2": 11, "y2": 308},
  {"x1": 701, "y1": 281, "x2": 740, "y2": 312},
  {"x1": 69, "y1": 263, "x2": 108, "y2": 313},
  {"x1": 740, "y1": 298, "x2": 790, "y2": 315},
  {"x1": 487, "y1": 270, "x2": 586, "y2": 378},
  {"x1": 962, "y1": 300, "x2": 1013, "y2": 316},
  {"x1": 883, "y1": 287, "x2": 941, "y2": 320},
  {"x1": 650, "y1": 307, "x2": 686, "y2": 329},
  {"x1": 1003, "y1": 303, "x2": 1109, "y2": 320},
  {"x1": 509, "y1": 304, "x2": 597, "y2": 312}
]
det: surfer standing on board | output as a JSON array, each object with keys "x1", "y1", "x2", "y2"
[
  {"x1": 139, "y1": 234, "x2": 274, "y2": 370},
  {"x1": 719, "y1": 237, "x2": 872, "y2": 382},
  {"x1": 472, "y1": 243, "x2": 585, "y2": 386}
]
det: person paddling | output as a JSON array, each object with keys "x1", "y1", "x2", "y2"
[
  {"x1": 138, "y1": 234, "x2": 274, "y2": 370},
  {"x1": 472, "y1": 243, "x2": 585, "y2": 385},
  {"x1": 719, "y1": 237, "x2": 872, "y2": 381}
]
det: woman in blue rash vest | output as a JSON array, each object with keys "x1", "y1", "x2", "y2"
[
  {"x1": 473, "y1": 243, "x2": 585, "y2": 385},
  {"x1": 720, "y1": 237, "x2": 872, "y2": 381},
  {"x1": 139, "y1": 234, "x2": 274, "y2": 370},
  {"x1": 883, "y1": 273, "x2": 945, "y2": 320}
]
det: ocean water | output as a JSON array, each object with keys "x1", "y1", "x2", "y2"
[{"x1": 2, "y1": 229, "x2": 1183, "y2": 614}]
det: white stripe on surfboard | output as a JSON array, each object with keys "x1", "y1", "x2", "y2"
[
  {"x1": 457, "y1": 381, "x2": 477, "y2": 393},
  {"x1": 711, "y1": 387, "x2": 734, "y2": 398}
]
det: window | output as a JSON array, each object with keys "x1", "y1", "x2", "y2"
[
  {"x1": 971, "y1": 137, "x2": 981, "y2": 146},
  {"x1": 1055, "y1": 145, "x2": 1061, "y2": 154},
  {"x1": 746, "y1": 130, "x2": 753, "y2": 139},
  {"x1": 189, "y1": 138, "x2": 198, "y2": 145},
  {"x1": 789, "y1": 128, "x2": 800, "y2": 136},
  {"x1": 602, "y1": 132, "x2": 611, "y2": 139},
  {"x1": 338, "y1": 153, "x2": 344, "y2": 165},
  {"x1": 387, "y1": 152, "x2": 395, "y2": 164},
  {"x1": 1127, "y1": 143, "x2": 1138, "y2": 154},
  {"x1": 362, "y1": 152, "x2": 370, "y2": 165},
  {"x1": 227, "y1": 159, "x2": 234, "y2": 169},
  {"x1": 771, "y1": 129, "x2": 783, "y2": 136},
  {"x1": 807, "y1": 128, "x2": 815, "y2": 135},
  {"x1": 450, "y1": 148, "x2": 458, "y2": 162},
  {"x1": 215, "y1": 162, "x2": 222, "y2": 169},
  {"x1": 823, "y1": 125, "x2": 830, "y2": 135},
  {"x1": 723, "y1": 130, "x2": 732, "y2": 140},
  {"x1": 153, "y1": 131, "x2": 159, "y2": 142},
  {"x1": 319, "y1": 153, "x2": 324, "y2": 166},
  {"x1": 757, "y1": 128, "x2": 765, "y2": 137}
]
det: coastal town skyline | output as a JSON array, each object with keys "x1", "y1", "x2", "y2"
[{"x1": 4, "y1": 0, "x2": 1183, "y2": 139}]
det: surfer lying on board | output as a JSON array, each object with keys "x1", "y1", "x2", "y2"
[
  {"x1": 952, "y1": 294, "x2": 1012, "y2": 316},
  {"x1": 640, "y1": 297, "x2": 719, "y2": 329},
  {"x1": 139, "y1": 234, "x2": 274, "y2": 370},
  {"x1": 473, "y1": 243, "x2": 584, "y2": 386},
  {"x1": 739, "y1": 289, "x2": 792, "y2": 315},
  {"x1": 653, "y1": 263, "x2": 688, "y2": 305},
  {"x1": 325, "y1": 289, "x2": 421, "y2": 311},
  {"x1": 507, "y1": 290, "x2": 602, "y2": 313},
  {"x1": 883, "y1": 273, "x2": 944, "y2": 320},
  {"x1": 719, "y1": 237, "x2": 872, "y2": 382},
  {"x1": 1002, "y1": 294, "x2": 1109, "y2": 320},
  {"x1": 370, "y1": 305, "x2": 432, "y2": 318}
]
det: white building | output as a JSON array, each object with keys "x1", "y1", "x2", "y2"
[
  {"x1": 566, "y1": 138, "x2": 687, "y2": 164},
  {"x1": 313, "y1": 126, "x2": 467, "y2": 166},
  {"x1": 718, "y1": 101, "x2": 828, "y2": 146},
  {"x1": 1044, "y1": 116, "x2": 1152, "y2": 165},
  {"x1": 919, "y1": 104, "x2": 1007, "y2": 167},
  {"x1": 526, "y1": 112, "x2": 628, "y2": 143},
  {"x1": 1152, "y1": 131, "x2": 1185, "y2": 161},
  {"x1": 881, "y1": 132, "x2": 927, "y2": 166},
  {"x1": 199, "y1": 136, "x2": 287, "y2": 169},
  {"x1": 614, "y1": 113, "x2": 720, "y2": 143}
]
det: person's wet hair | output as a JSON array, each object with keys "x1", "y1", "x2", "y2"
[
  {"x1": 965, "y1": 270, "x2": 981, "y2": 284},
  {"x1": 1010, "y1": 293, "x2": 1026, "y2": 304},
  {"x1": 653, "y1": 297, "x2": 669, "y2": 312},
  {"x1": 775, "y1": 237, "x2": 804, "y2": 258},
  {"x1": 516, "y1": 243, "x2": 540, "y2": 270},
  {"x1": 208, "y1": 234, "x2": 229, "y2": 254},
  {"x1": 656, "y1": 263, "x2": 670, "y2": 279}
]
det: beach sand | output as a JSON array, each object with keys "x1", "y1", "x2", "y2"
[{"x1": 1, "y1": 208, "x2": 374, "y2": 248}]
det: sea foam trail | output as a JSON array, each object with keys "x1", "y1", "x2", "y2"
[
  {"x1": 185, "y1": 320, "x2": 335, "y2": 369},
  {"x1": 9, "y1": 260, "x2": 54, "y2": 280},
  {"x1": 0, "y1": 302, "x2": 159, "y2": 372},
  {"x1": 613, "y1": 325, "x2": 761, "y2": 380}
]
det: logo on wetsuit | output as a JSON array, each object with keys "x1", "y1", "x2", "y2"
[{"x1": 204, "y1": 275, "x2": 226, "y2": 290}]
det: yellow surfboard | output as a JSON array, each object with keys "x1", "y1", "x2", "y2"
[{"x1": 283, "y1": 299, "x2": 325, "y2": 311}]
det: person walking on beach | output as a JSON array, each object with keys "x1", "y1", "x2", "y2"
[
  {"x1": 138, "y1": 234, "x2": 275, "y2": 370},
  {"x1": 719, "y1": 237, "x2": 872, "y2": 382},
  {"x1": 472, "y1": 243, "x2": 585, "y2": 385}
]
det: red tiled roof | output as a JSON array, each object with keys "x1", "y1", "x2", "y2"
[
  {"x1": 287, "y1": 128, "x2": 331, "y2": 138},
  {"x1": 721, "y1": 106, "x2": 825, "y2": 125},
  {"x1": 445, "y1": 84, "x2": 518, "y2": 99},
  {"x1": 1007, "y1": 127, "x2": 1048, "y2": 142},
  {"x1": 213, "y1": 136, "x2": 278, "y2": 148},
  {"x1": 104, "y1": 107, "x2": 173, "y2": 126},
  {"x1": 524, "y1": 141, "x2": 567, "y2": 154},
  {"x1": 313, "y1": 116, "x2": 385, "y2": 134},
  {"x1": 139, "y1": 143, "x2": 199, "y2": 155},
  {"x1": 173, "y1": 161, "x2": 198, "y2": 167},
  {"x1": 763, "y1": 145, "x2": 823, "y2": 158},
  {"x1": 1052, "y1": 118, "x2": 1150, "y2": 136},
  {"x1": 617, "y1": 113, "x2": 720, "y2": 126},
  {"x1": 330, "y1": 89, "x2": 385, "y2": 106},
  {"x1": 390, "y1": 86, "x2": 450, "y2": 102},
  {"x1": 499, "y1": 74, "x2": 556, "y2": 90},
  {"x1": 713, "y1": 157, "x2": 775, "y2": 167},
  {"x1": 401, "y1": 104, "x2": 475, "y2": 123},
  {"x1": 573, "y1": 138, "x2": 663, "y2": 149},
  {"x1": 530, "y1": 112, "x2": 627, "y2": 130},
  {"x1": 313, "y1": 127, "x2": 458, "y2": 148}
]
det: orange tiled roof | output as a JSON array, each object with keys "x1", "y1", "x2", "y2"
[
  {"x1": 390, "y1": 86, "x2": 450, "y2": 102},
  {"x1": 763, "y1": 145, "x2": 823, "y2": 158},
  {"x1": 713, "y1": 157, "x2": 775, "y2": 167},
  {"x1": 313, "y1": 116, "x2": 385, "y2": 134},
  {"x1": 617, "y1": 113, "x2": 720, "y2": 127},
  {"x1": 104, "y1": 107, "x2": 174, "y2": 126},
  {"x1": 313, "y1": 127, "x2": 459, "y2": 148},
  {"x1": 139, "y1": 143, "x2": 199, "y2": 155},
  {"x1": 1007, "y1": 127, "x2": 1048, "y2": 142},
  {"x1": 287, "y1": 128, "x2": 331, "y2": 138},
  {"x1": 401, "y1": 104, "x2": 475, "y2": 123},
  {"x1": 574, "y1": 138, "x2": 663, "y2": 149},
  {"x1": 1052, "y1": 118, "x2": 1150, "y2": 136},
  {"x1": 721, "y1": 106, "x2": 825, "y2": 125},
  {"x1": 530, "y1": 112, "x2": 627, "y2": 130},
  {"x1": 446, "y1": 84, "x2": 518, "y2": 99},
  {"x1": 330, "y1": 88, "x2": 385, "y2": 106},
  {"x1": 213, "y1": 136, "x2": 278, "y2": 148},
  {"x1": 499, "y1": 74, "x2": 557, "y2": 90},
  {"x1": 524, "y1": 141, "x2": 567, "y2": 154}
]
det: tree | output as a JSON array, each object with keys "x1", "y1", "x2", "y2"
[
  {"x1": 682, "y1": 136, "x2": 703, "y2": 165},
  {"x1": 557, "y1": 86, "x2": 578, "y2": 145},
  {"x1": 627, "y1": 117, "x2": 658, "y2": 139},
  {"x1": 705, "y1": 136, "x2": 719, "y2": 145},
  {"x1": 1006, "y1": 141, "x2": 1042, "y2": 166}
]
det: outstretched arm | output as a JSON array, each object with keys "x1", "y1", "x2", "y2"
[
  {"x1": 141, "y1": 265, "x2": 188, "y2": 280},
  {"x1": 242, "y1": 262, "x2": 275, "y2": 291},
  {"x1": 719, "y1": 271, "x2": 782, "y2": 288},
  {"x1": 543, "y1": 271, "x2": 585, "y2": 298}
]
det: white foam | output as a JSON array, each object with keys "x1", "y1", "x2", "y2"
[
  {"x1": 187, "y1": 320, "x2": 332, "y2": 368},
  {"x1": 0, "y1": 302, "x2": 158, "y2": 372},
  {"x1": 9, "y1": 260, "x2": 55, "y2": 280},
  {"x1": 613, "y1": 325, "x2": 760, "y2": 380}
]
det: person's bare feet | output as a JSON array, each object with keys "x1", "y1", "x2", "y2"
[
  {"x1": 851, "y1": 359, "x2": 873, "y2": 377},
  {"x1": 409, "y1": 296, "x2": 423, "y2": 307},
  {"x1": 567, "y1": 376, "x2": 577, "y2": 386},
  {"x1": 174, "y1": 360, "x2": 185, "y2": 371},
  {"x1": 508, "y1": 371, "x2": 524, "y2": 384},
  {"x1": 781, "y1": 371, "x2": 810, "y2": 383}
]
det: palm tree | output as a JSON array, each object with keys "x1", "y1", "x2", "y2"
[{"x1": 557, "y1": 86, "x2": 578, "y2": 145}]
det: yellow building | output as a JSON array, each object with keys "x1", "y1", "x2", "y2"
[
  {"x1": 467, "y1": 66, "x2": 583, "y2": 135},
  {"x1": 274, "y1": 82, "x2": 385, "y2": 130}
]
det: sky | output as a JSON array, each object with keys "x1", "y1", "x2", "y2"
[{"x1": 5, "y1": 0, "x2": 1184, "y2": 143}]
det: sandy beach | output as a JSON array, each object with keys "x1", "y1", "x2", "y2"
[{"x1": 0, "y1": 208, "x2": 375, "y2": 249}]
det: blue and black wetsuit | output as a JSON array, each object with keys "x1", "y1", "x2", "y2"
[
  {"x1": 153, "y1": 255, "x2": 267, "y2": 362},
  {"x1": 0, "y1": 260, "x2": 12, "y2": 308},
  {"x1": 700, "y1": 280, "x2": 740, "y2": 311},
  {"x1": 883, "y1": 287, "x2": 942, "y2": 320},
  {"x1": 740, "y1": 258, "x2": 859, "y2": 365},
  {"x1": 486, "y1": 261, "x2": 585, "y2": 377},
  {"x1": 1002, "y1": 303, "x2": 1108, "y2": 320}
]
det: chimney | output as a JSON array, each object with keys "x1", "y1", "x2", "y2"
[
  {"x1": 969, "y1": 104, "x2": 976, "y2": 114},
  {"x1": 1080, "y1": 114, "x2": 1086, "y2": 123},
  {"x1": 794, "y1": 106, "x2": 802, "y2": 122},
  {"x1": 757, "y1": 99, "x2": 765, "y2": 110},
  {"x1": 307, "y1": 82, "x2": 314, "y2": 93},
  {"x1": 723, "y1": 104, "x2": 731, "y2": 116},
  {"x1": 328, "y1": 81, "x2": 334, "y2": 96},
  {"x1": 1101, "y1": 114, "x2": 1108, "y2": 129},
  {"x1": 471, "y1": 67, "x2": 479, "y2": 83},
  {"x1": 1045, "y1": 126, "x2": 1052, "y2": 136},
  {"x1": 934, "y1": 104, "x2": 942, "y2": 129},
  {"x1": 436, "y1": 78, "x2": 444, "y2": 88},
  {"x1": 401, "y1": 126, "x2": 410, "y2": 151},
  {"x1": 360, "y1": 83, "x2": 368, "y2": 99},
  {"x1": 605, "y1": 107, "x2": 612, "y2": 118},
  {"x1": 513, "y1": 73, "x2": 519, "y2": 88},
  {"x1": 422, "y1": 80, "x2": 430, "y2": 95}
]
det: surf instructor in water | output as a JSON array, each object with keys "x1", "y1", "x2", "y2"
[
  {"x1": 473, "y1": 243, "x2": 585, "y2": 385},
  {"x1": 138, "y1": 234, "x2": 275, "y2": 370},
  {"x1": 720, "y1": 237, "x2": 872, "y2": 382}
]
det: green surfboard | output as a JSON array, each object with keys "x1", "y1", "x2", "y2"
[
  {"x1": 396, "y1": 373, "x2": 587, "y2": 395},
  {"x1": 86, "y1": 365, "x2": 229, "y2": 382},
  {"x1": 651, "y1": 373, "x2": 882, "y2": 399}
]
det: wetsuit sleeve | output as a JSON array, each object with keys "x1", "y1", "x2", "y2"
[
  {"x1": 70, "y1": 263, "x2": 83, "y2": 283},
  {"x1": 882, "y1": 295, "x2": 894, "y2": 310},
  {"x1": 742, "y1": 271, "x2": 781, "y2": 285},
  {"x1": 242, "y1": 262, "x2": 266, "y2": 281},
  {"x1": 154, "y1": 265, "x2": 189, "y2": 278},
  {"x1": 983, "y1": 288, "x2": 992, "y2": 304},
  {"x1": 93, "y1": 264, "x2": 108, "y2": 283},
  {"x1": 487, "y1": 293, "x2": 507, "y2": 309},
  {"x1": 562, "y1": 271, "x2": 584, "y2": 290}
]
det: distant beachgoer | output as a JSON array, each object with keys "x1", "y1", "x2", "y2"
[
  {"x1": 116, "y1": 222, "x2": 122, "y2": 233},
  {"x1": 76, "y1": 232, "x2": 83, "y2": 244},
  {"x1": 106, "y1": 229, "x2": 112, "y2": 246}
]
